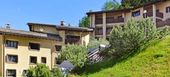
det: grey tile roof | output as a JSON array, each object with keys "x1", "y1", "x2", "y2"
[
  {"x1": 28, "y1": 22, "x2": 93, "y2": 32},
  {"x1": 0, "y1": 28, "x2": 62, "y2": 41},
  {"x1": 59, "y1": 61, "x2": 75, "y2": 70}
]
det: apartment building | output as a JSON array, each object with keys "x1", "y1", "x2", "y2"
[
  {"x1": 0, "y1": 22, "x2": 93, "y2": 77},
  {"x1": 87, "y1": 0, "x2": 170, "y2": 39}
]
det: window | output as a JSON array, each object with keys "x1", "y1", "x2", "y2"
[
  {"x1": 22, "y1": 70, "x2": 28, "y2": 76},
  {"x1": 132, "y1": 10, "x2": 140, "y2": 17},
  {"x1": 118, "y1": 16, "x2": 122, "y2": 19},
  {"x1": 29, "y1": 43, "x2": 40, "y2": 50},
  {"x1": 41, "y1": 57, "x2": 46, "y2": 64},
  {"x1": 55, "y1": 57, "x2": 62, "y2": 65},
  {"x1": 30, "y1": 56, "x2": 37, "y2": 64},
  {"x1": 7, "y1": 69, "x2": 16, "y2": 77},
  {"x1": 166, "y1": 6, "x2": 170, "y2": 13},
  {"x1": 6, "y1": 40, "x2": 18, "y2": 48},
  {"x1": 55, "y1": 45, "x2": 62, "y2": 51},
  {"x1": 6, "y1": 55, "x2": 18, "y2": 63}
]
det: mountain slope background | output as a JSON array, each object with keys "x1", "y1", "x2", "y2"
[{"x1": 78, "y1": 36, "x2": 170, "y2": 77}]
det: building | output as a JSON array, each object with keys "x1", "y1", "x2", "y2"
[
  {"x1": 87, "y1": 0, "x2": 170, "y2": 39},
  {"x1": 0, "y1": 22, "x2": 93, "y2": 77}
]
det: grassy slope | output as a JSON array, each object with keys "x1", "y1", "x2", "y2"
[{"x1": 80, "y1": 36, "x2": 170, "y2": 77}]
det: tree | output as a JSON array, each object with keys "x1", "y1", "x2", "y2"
[
  {"x1": 109, "y1": 19, "x2": 157, "y2": 57},
  {"x1": 79, "y1": 16, "x2": 90, "y2": 28},
  {"x1": 27, "y1": 64, "x2": 51, "y2": 77},
  {"x1": 87, "y1": 37, "x2": 109, "y2": 50},
  {"x1": 102, "y1": 0, "x2": 122, "y2": 11},
  {"x1": 51, "y1": 68, "x2": 64, "y2": 77},
  {"x1": 61, "y1": 44, "x2": 88, "y2": 68},
  {"x1": 121, "y1": 0, "x2": 156, "y2": 8}
]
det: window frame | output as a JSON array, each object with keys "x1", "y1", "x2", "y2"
[
  {"x1": 132, "y1": 10, "x2": 141, "y2": 17},
  {"x1": 55, "y1": 45, "x2": 62, "y2": 51},
  {"x1": 6, "y1": 55, "x2": 18, "y2": 63},
  {"x1": 166, "y1": 6, "x2": 170, "y2": 13},
  {"x1": 41, "y1": 57, "x2": 47, "y2": 64},
  {"x1": 22, "y1": 70, "x2": 28, "y2": 76},
  {"x1": 6, "y1": 69, "x2": 16, "y2": 77},
  {"x1": 29, "y1": 42, "x2": 40, "y2": 51},
  {"x1": 5, "y1": 40, "x2": 18, "y2": 49},
  {"x1": 30, "y1": 56, "x2": 37, "y2": 64}
]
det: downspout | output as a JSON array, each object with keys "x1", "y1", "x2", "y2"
[
  {"x1": 51, "y1": 41, "x2": 53, "y2": 70},
  {"x1": 2, "y1": 34, "x2": 5, "y2": 77}
]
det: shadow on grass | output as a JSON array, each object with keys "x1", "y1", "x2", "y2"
[{"x1": 77, "y1": 39, "x2": 162, "y2": 76}]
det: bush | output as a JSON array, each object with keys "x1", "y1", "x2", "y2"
[
  {"x1": 87, "y1": 37, "x2": 109, "y2": 50},
  {"x1": 27, "y1": 64, "x2": 51, "y2": 77},
  {"x1": 157, "y1": 26, "x2": 170, "y2": 39},
  {"x1": 61, "y1": 44, "x2": 88, "y2": 68},
  {"x1": 51, "y1": 68, "x2": 64, "y2": 77},
  {"x1": 109, "y1": 19, "x2": 157, "y2": 57}
]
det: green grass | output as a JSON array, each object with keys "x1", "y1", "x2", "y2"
[{"x1": 78, "y1": 36, "x2": 170, "y2": 77}]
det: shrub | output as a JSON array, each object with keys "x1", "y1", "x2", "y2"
[
  {"x1": 61, "y1": 44, "x2": 88, "y2": 68},
  {"x1": 51, "y1": 68, "x2": 64, "y2": 77},
  {"x1": 157, "y1": 26, "x2": 170, "y2": 39},
  {"x1": 27, "y1": 64, "x2": 51, "y2": 77},
  {"x1": 109, "y1": 19, "x2": 157, "y2": 57},
  {"x1": 87, "y1": 37, "x2": 109, "y2": 50}
]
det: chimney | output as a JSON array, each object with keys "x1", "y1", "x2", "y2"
[
  {"x1": 5, "y1": 24, "x2": 10, "y2": 29},
  {"x1": 60, "y1": 21, "x2": 64, "y2": 26}
]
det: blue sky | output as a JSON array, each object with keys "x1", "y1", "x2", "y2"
[{"x1": 0, "y1": 0, "x2": 120, "y2": 30}]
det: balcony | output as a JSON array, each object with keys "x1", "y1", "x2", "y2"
[
  {"x1": 95, "y1": 29, "x2": 103, "y2": 35},
  {"x1": 106, "y1": 18, "x2": 124, "y2": 24},
  {"x1": 95, "y1": 19, "x2": 103, "y2": 25},
  {"x1": 156, "y1": 18, "x2": 170, "y2": 27},
  {"x1": 143, "y1": 12, "x2": 163, "y2": 18},
  {"x1": 106, "y1": 28, "x2": 112, "y2": 35},
  {"x1": 65, "y1": 35, "x2": 81, "y2": 44}
]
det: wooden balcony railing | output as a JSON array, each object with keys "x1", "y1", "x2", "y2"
[
  {"x1": 143, "y1": 12, "x2": 163, "y2": 18},
  {"x1": 156, "y1": 12, "x2": 163, "y2": 18},
  {"x1": 95, "y1": 19, "x2": 103, "y2": 25},
  {"x1": 106, "y1": 28, "x2": 112, "y2": 35},
  {"x1": 65, "y1": 35, "x2": 81, "y2": 44},
  {"x1": 156, "y1": 18, "x2": 170, "y2": 27},
  {"x1": 106, "y1": 18, "x2": 124, "y2": 24},
  {"x1": 95, "y1": 30, "x2": 103, "y2": 35}
]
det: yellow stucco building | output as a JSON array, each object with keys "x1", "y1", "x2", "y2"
[
  {"x1": 0, "y1": 22, "x2": 93, "y2": 77},
  {"x1": 87, "y1": 0, "x2": 170, "y2": 39}
]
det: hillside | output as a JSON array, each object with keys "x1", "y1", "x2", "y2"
[{"x1": 78, "y1": 36, "x2": 170, "y2": 77}]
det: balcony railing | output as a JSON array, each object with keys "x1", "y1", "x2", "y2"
[
  {"x1": 156, "y1": 18, "x2": 170, "y2": 27},
  {"x1": 95, "y1": 30, "x2": 103, "y2": 35},
  {"x1": 106, "y1": 18, "x2": 124, "y2": 24},
  {"x1": 95, "y1": 19, "x2": 103, "y2": 25},
  {"x1": 143, "y1": 12, "x2": 163, "y2": 18},
  {"x1": 65, "y1": 35, "x2": 81, "y2": 44},
  {"x1": 156, "y1": 12, "x2": 163, "y2": 18},
  {"x1": 106, "y1": 28, "x2": 112, "y2": 35}
]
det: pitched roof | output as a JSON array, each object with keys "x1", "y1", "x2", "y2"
[
  {"x1": 87, "y1": 0, "x2": 166, "y2": 15},
  {"x1": 59, "y1": 61, "x2": 75, "y2": 70},
  {"x1": 27, "y1": 22, "x2": 93, "y2": 32},
  {"x1": 55, "y1": 26, "x2": 93, "y2": 32},
  {"x1": 87, "y1": 8, "x2": 131, "y2": 15},
  {"x1": 0, "y1": 28, "x2": 62, "y2": 41}
]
